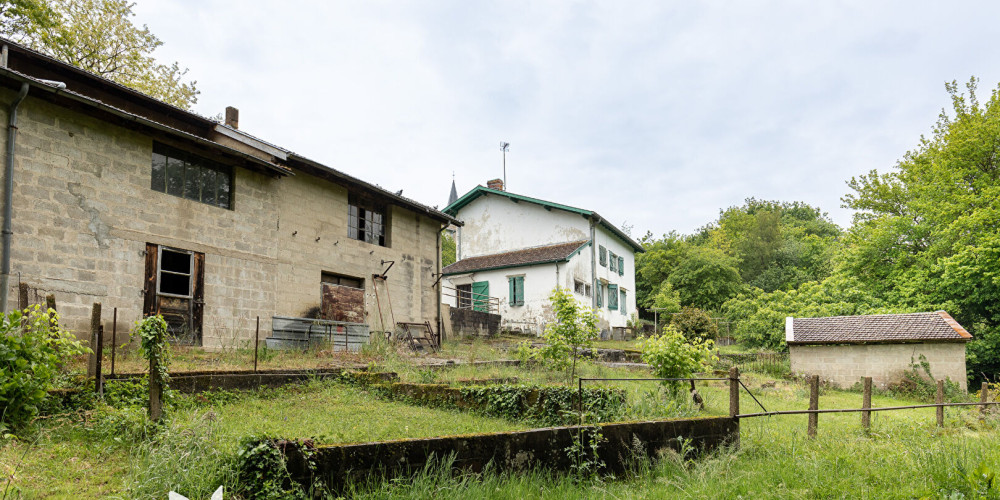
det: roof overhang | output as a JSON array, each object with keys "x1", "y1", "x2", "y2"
[
  {"x1": 286, "y1": 153, "x2": 461, "y2": 226},
  {"x1": 0, "y1": 68, "x2": 291, "y2": 177},
  {"x1": 445, "y1": 186, "x2": 643, "y2": 252}
]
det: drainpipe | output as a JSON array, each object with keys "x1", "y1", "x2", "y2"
[
  {"x1": 436, "y1": 224, "x2": 446, "y2": 342},
  {"x1": 1, "y1": 82, "x2": 29, "y2": 312},
  {"x1": 589, "y1": 215, "x2": 598, "y2": 309}
]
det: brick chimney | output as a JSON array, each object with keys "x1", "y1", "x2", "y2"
[
  {"x1": 487, "y1": 178, "x2": 504, "y2": 191},
  {"x1": 225, "y1": 106, "x2": 239, "y2": 129}
]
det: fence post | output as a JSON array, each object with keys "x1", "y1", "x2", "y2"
[
  {"x1": 110, "y1": 307, "x2": 117, "y2": 376},
  {"x1": 981, "y1": 382, "x2": 990, "y2": 422},
  {"x1": 254, "y1": 316, "x2": 260, "y2": 373},
  {"x1": 87, "y1": 302, "x2": 101, "y2": 380},
  {"x1": 936, "y1": 380, "x2": 944, "y2": 427},
  {"x1": 729, "y1": 367, "x2": 740, "y2": 418},
  {"x1": 861, "y1": 377, "x2": 872, "y2": 430},
  {"x1": 807, "y1": 375, "x2": 819, "y2": 437}
]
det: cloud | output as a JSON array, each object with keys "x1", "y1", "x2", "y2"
[{"x1": 132, "y1": 0, "x2": 1000, "y2": 234}]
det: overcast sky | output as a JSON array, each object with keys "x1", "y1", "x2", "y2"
[{"x1": 130, "y1": 1, "x2": 1000, "y2": 238}]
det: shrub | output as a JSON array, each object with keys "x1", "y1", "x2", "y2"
[
  {"x1": 669, "y1": 307, "x2": 719, "y2": 341},
  {"x1": 639, "y1": 325, "x2": 716, "y2": 395},
  {"x1": 537, "y1": 287, "x2": 599, "y2": 382},
  {"x1": 0, "y1": 305, "x2": 88, "y2": 431}
]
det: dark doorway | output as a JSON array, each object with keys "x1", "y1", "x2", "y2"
[{"x1": 144, "y1": 243, "x2": 205, "y2": 345}]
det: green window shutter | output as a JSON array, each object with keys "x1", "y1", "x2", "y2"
[
  {"x1": 596, "y1": 281, "x2": 603, "y2": 308},
  {"x1": 618, "y1": 256, "x2": 624, "y2": 276},
  {"x1": 515, "y1": 276, "x2": 524, "y2": 306},
  {"x1": 620, "y1": 290, "x2": 626, "y2": 315},
  {"x1": 599, "y1": 246, "x2": 607, "y2": 266},
  {"x1": 508, "y1": 277, "x2": 515, "y2": 306},
  {"x1": 472, "y1": 281, "x2": 489, "y2": 312},
  {"x1": 608, "y1": 284, "x2": 618, "y2": 310}
]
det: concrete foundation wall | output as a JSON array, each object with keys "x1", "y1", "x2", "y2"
[
  {"x1": 286, "y1": 416, "x2": 738, "y2": 493},
  {"x1": 449, "y1": 306, "x2": 500, "y2": 337},
  {"x1": 789, "y1": 342, "x2": 968, "y2": 391}
]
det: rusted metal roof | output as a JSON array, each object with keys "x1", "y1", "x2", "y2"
[
  {"x1": 442, "y1": 240, "x2": 590, "y2": 275},
  {"x1": 787, "y1": 311, "x2": 972, "y2": 345}
]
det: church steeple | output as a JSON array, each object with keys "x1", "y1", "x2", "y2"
[{"x1": 448, "y1": 173, "x2": 458, "y2": 206}]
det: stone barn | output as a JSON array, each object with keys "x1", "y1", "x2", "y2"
[{"x1": 786, "y1": 311, "x2": 971, "y2": 391}]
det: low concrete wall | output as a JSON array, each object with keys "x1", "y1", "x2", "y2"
[
  {"x1": 104, "y1": 368, "x2": 396, "y2": 393},
  {"x1": 283, "y1": 416, "x2": 737, "y2": 492},
  {"x1": 449, "y1": 307, "x2": 501, "y2": 337},
  {"x1": 789, "y1": 342, "x2": 968, "y2": 391}
]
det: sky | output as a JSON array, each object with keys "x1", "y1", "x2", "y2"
[{"x1": 129, "y1": 1, "x2": 1000, "y2": 238}]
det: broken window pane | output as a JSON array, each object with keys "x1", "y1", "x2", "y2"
[
  {"x1": 349, "y1": 195, "x2": 387, "y2": 247},
  {"x1": 159, "y1": 248, "x2": 192, "y2": 297}
]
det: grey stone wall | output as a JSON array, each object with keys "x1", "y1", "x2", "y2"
[
  {"x1": 0, "y1": 88, "x2": 443, "y2": 347},
  {"x1": 449, "y1": 306, "x2": 500, "y2": 337}
]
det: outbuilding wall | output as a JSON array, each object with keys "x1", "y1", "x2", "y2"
[
  {"x1": 0, "y1": 88, "x2": 443, "y2": 348},
  {"x1": 789, "y1": 342, "x2": 968, "y2": 391}
]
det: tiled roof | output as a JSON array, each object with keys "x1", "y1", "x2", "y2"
[
  {"x1": 442, "y1": 240, "x2": 589, "y2": 275},
  {"x1": 788, "y1": 311, "x2": 972, "y2": 344}
]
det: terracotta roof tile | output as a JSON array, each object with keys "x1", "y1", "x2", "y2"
[
  {"x1": 789, "y1": 311, "x2": 972, "y2": 344},
  {"x1": 443, "y1": 240, "x2": 589, "y2": 275}
]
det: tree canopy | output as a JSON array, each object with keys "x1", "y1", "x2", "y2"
[{"x1": 2, "y1": 0, "x2": 198, "y2": 108}]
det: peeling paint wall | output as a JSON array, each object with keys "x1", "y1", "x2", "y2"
[
  {"x1": 456, "y1": 194, "x2": 588, "y2": 259},
  {"x1": 446, "y1": 194, "x2": 638, "y2": 334}
]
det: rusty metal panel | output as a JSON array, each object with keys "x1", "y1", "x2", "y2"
[{"x1": 321, "y1": 283, "x2": 365, "y2": 323}]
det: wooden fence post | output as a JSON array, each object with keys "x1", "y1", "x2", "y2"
[
  {"x1": 936, "y1": 380, "x2": 944, "y2": 427},
  {"x1": 729, "y1": 366, "x2": 740, "y2": 418},
  {"x1": 149, "y1": 344, "x2": 162, "y2": 421},
  {"x1": 87, "y1": 302, "x2": 101, "y2": 380},
  {"x1": 981, "y1": 382, "x2": 990, "y2": 422},
  {"x1": 17, "y1": 282, "x2": 27, "y2": 310},
  {"x1": 861, "y1": 377, "x2": 872, "y2": 430},
  {"x1": 808, "y1": 375, "x2": 819, "y2": 437}
]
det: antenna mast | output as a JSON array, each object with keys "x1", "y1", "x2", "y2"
[{"x1": 501, "y1": 141, "x2": 510, "y2": 190}]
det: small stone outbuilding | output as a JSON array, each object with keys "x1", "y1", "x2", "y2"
[{"x1": 786, "y1": 311, "x2": 972, "y2": 391}]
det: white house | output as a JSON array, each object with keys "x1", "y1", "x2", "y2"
[{"x1": 441, "y1": 181, "x2": 643, "y2": 337}]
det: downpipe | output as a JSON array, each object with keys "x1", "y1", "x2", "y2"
[{"x1": 1, "y1": 82, "x2": 29, "y2": 312}]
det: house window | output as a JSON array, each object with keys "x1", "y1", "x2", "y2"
[
  {"x1": 618, "y1": 256, "x2": 625, "y2": 277},
  {"x1": 348, "y1": 195, "x2": 387, "y2": 246},
  {"x1": 321, "y1": 272, "x2": 363, "y2": 289},
  {"x1": 609, "y1": 252, "x2": 617, "y2": 273},
  {"x1": 596, "y1": 281, "x2": 604, "y2": 308},
  {"x1": 158, "y1": 247, "x2": 193, "y2": 297},
  {"x1": 508, "y1": 276, "x2": 524, "y2": 306},
  {"x1": 585, "y1": 284, "x2": 591, "y2": 297},
  {"x1": 607, "y1": 284, "x2": 619, "y2": 310},
  {"x1": 457, "y1": 284, "x2": 472, "y2": 309},
  {"x1": 574, "y1": 280, "x2": 585, "y2": 295},
  {"x1": 599, "y1": 246, "x2": 607, "y2": 266},
  {"x1": 151, "y1": 142, "x2": 233, "y2": 209},
  {"x1": 620, "y1": 289, "x2": 626, "y2": 315}
]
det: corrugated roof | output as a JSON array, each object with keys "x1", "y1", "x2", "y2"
[
  {"x1": 788, "y1": 311, "x2": 972, "y2": 345},
  {"x1": 443, "y1": 186, "x2": 644, "y2": 253},
  {"x1": 442, "y1": 240, "x2": 589, "y2": 275}
]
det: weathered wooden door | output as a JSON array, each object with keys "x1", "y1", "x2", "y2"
[{"x1": 144, "y1": 243, "x2": 205, "y2": 345}]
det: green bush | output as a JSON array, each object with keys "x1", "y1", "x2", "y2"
[
  {"x1": 0, "y1": 305, "x2": 88, "y2": 431},
  {"x1": 639, "y1": 325, "x2": 716, "y2": 395},
  {"x1": 537, "y1": 287, "x2": 599, "y2": 382},
  {"x1": 459, "y1": 385, "x2": 626, "y2": 425},
  {"x1": 669, "y1": 306, "x2": 719, "y2": 341}
]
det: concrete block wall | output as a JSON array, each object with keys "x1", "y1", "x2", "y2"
[
  {"x1": 274, "y1": 175, "x2": 441, "y2": 332},
  {"x1": 789, "y1": 342, "x2": 968, "y2": 391},
  {"x1": 0, "y1": 88, "x2": 443, "y2": 347}
]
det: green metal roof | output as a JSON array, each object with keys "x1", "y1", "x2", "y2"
[{"x1": 444, "y1": 186, "x2": 644, "y2": 253}]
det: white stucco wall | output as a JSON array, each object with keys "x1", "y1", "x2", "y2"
[
  {"x1": 789, "y1": 342, "x2": 968, "y2": 391},
  {"x1": 455, "y1": 194, "x2": 589, "y2": 259},
  {"x1": 446, "y1": 190, "x2": 639, "y2": 335}
]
